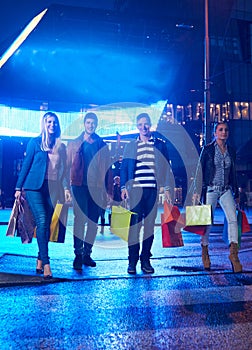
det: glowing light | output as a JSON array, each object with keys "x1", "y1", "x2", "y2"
[{"x1": 0, "y1": 8, "x2": 48, "y2": 69}]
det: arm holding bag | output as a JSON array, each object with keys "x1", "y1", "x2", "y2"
[{"x1": 110, "y1": 205, "x2": 138, "y2": 242}]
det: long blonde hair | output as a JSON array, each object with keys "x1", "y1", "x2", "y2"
[{"x1": 40, "y1": 112, "x2": 61, "y2": 151}]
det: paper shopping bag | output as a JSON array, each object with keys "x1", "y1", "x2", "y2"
[
  {"x1": 6, "y1": 199, "x2": 19, "y2": 237},
  {"x1": 17, "y1": 197, "x2": 36, "y2": 243},
  {"x1": 240, "y1": 210, "x2": 250, "y2": 233},
  {"x1": 110, "y1": 205, "x2": 138, "y2": 242},
  {"x1": 182, "y1": 224, "x2": 208, "y2": 235},
  {"x1": 161, "y1": 213, "x2": 184, "y2": 247},
  {"x1": 185, "y1": 204, "x2": 212, "y2": 226},
  {"x1": 163, "y1": 201, "x2": 182, "y2": 224},
  {"x1": 49, "y1": 203, "x2": 69, "y2": 243},
  {"x1": 223, "y1": 210, "x2": 250, "y2": 248}
]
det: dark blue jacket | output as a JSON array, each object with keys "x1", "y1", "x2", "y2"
[
  {"x1": 120, "y1": 134, "x2": 172, "y2": 191},
  {"x1": 15, "y1": 136, "x2": 68, "y2": 192}
]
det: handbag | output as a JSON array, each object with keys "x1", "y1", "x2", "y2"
[
  {"x1": 49, "y1": 203, "x2": 69, "y2": 243},
  {"x1": 6, "y1": 199, "x2": 19, "y2": 237},
  {"x1": 161, "y1": 213, "x2": 184, "y2": 247},
  {"x1": 110, "y1": 205, "x2": 138, "y2": 242},
  {"x1": 185, "y1": 204, "x2": 212, "y2": 226}
]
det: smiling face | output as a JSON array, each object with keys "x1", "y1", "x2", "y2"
[
  {"x1": 84, "y1": 118, "x2": 97, "y2": 136},
  {"x1": 137, "y1": 117, "x2": 151, "y2": 139},
  {"x1": 214, "y1": 122, "x2": 229, "y2": 142},
  {"x1": 45, "y1": 115, "x2": 59, "y2": 135}
]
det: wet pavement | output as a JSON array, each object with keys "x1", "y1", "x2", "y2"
[{"x1": 0, "y1": 207, "x2": 252, "y2": 349}]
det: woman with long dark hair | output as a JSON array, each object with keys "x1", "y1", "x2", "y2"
[
  {"x1": 199, "y1": 121, "x2": 242, "y2": 273},
  {"x1": 15, "y1": 112, "x2": 71, "y2": 279}
]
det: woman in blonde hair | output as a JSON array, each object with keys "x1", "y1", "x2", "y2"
[{"x1": 15, "y1": 112, "x2": 71, "y2": 279}]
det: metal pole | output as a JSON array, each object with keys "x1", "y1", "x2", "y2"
[{"x1": 204, "y1": 0, "x2": 211, "y2": 144}]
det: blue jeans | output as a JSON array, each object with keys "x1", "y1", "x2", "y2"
[
  {"x1": 71, "y1": 185, "x2": 101, "y2": 256},
  {"x1": 26, "y1": 181, "x2": 55, "y2": 265},
  {"x1": 201, "y1": 187, "x2": 238, "y2": 246},
  {"x1": 128, "y1": 187, "x2": 158, "y2": 263}
]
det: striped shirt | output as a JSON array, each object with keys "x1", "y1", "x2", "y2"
[
  {"x1": 212, "y1": 142, "x2": 231, "y2": 187},
  {"x1": 133, "y1": 137, "x2": 156, "y2": 188}
]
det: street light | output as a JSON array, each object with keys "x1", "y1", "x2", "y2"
[{"x1": 204, "y1": 0, "x2": 211, "y2": 144}]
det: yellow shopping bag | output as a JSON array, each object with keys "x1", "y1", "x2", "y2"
[
  {"x1": 50, "y1": 203, "x2": 69, "y2": 243},
  {"x1": 110, "y1": 205, "x2": 137, "y2": 242},
  {"x1": 185, "y1": 204, "x2": 212, "y2": 226}
]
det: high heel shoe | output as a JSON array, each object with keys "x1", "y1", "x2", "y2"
[
  {"x1": 36, "y1": 259, "x2": 43, "y2": 274},
  {"x1": 43, "y1": 264, "x2": 53, "y2": 280}
]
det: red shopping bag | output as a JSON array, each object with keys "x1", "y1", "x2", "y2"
[
  {"x1": 161, "y1": 214, "x2": 184, "y2": 248},
  {"x1": 240, "y1": 210, "x2": 250, "y2": 233},
  {"x1": 161, "y1": 203, "x2": 184, "y2": 248},
  {"x1": 180, "y1": 213, "x2": 208, "y2": 236},
  {"x1": 163, "y1": 201, "x2": 182, "y2": 224},
  {"x1": 182, "y1": 225, "x2": 208, "y2": 236}
]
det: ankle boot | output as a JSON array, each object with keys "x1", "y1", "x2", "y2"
[
  {"x1": 229, "y1": 242, "x2": 242, "y2": 273},
  {"x1": 201, "y1": 245, "x2": 211, "y2": 270}
]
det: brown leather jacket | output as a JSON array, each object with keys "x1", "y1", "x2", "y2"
[{"x1": 66, "y1": 132, "x2": 113, "y2": 195}]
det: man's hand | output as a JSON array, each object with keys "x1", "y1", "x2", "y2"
[
  {"x1": 121, "y1": 188, "x2": 129, "y2": 200},
  {"x1": 64, "y1": 189, "x2": 72, "y2": 203}
]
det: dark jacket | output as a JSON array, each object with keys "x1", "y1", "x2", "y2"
[
  {"x1": 200, "y1": 141, "x2": 239, "y2": 199},
  {"x1": 67, "y1": 133, "x2": 113, "y2": 195},
  {"x1": 120, "y1": 134, "x2": 171, "y2": 191},
  {"x1": 15, "y1": 136, "x2": 68, "y2": 194}
]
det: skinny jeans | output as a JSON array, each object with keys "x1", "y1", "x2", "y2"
[
  {"x1": 26, "y1": 180, "x2": 58, "y2": 265},
  {"x1": 201, "y1": 188, "x2": 238, "y2": 246}
]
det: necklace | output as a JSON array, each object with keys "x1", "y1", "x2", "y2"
[{"x1": 218, "y1": 143, "x2": 227, "y2": 154}]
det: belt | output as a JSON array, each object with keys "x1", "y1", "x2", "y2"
[{"x1": 208, "y1": 185, "x2": 230, "y2": 192}]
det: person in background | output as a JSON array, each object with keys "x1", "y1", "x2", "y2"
[
  {"x1": 197, "y1": 121, "x2": 242, "y2": 273},
  {"x1": 112, "y1": 176, "x2": 121, "y2": 205},
  {"x1": 120, "y1": 113, "x2": 172, "y2": 275},
  {"x1": 239, "y1": 187, "x2": 248, "y2": 211},
  {"x1": 108, "y1": 175, "x2": 122, "y2": 226},
  {"x1": 0, "y1": 189, "x2": 6, "y2": 209},
  {"x1": 67, "y1": 112, "x2": 112, "y2": 270},
  {"x1": 15, "y1": 112, "x2": 71, "y2": 279}
]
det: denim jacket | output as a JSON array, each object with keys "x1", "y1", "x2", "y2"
[{"x1": 67, "y1": 133, "x2": 113, "y2": 195}]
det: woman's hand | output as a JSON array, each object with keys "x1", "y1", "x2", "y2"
[
  {"x1": 164, "y1": 190, "x2": 171, "y2": 202},
  {"x1": 14, "y1": 190, "x2": 22, "y2": 202}
]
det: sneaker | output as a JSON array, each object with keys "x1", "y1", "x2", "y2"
[
  {"x1": 83, "y1": 255, "x2": 96, "y2": 267},
  {"x1": 141, "y1": 260, "x2": 155, "y2": 274},
  {"x1": 127, "y1": 263, "x2": 137, "y2": 275},
  {"x1": 73, "y1": 255, "x2": 83, "y2": 270}
]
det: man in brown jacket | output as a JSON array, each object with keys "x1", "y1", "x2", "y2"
[{"x1": 67, "y1": 112, "x2": 112, "y2": 270}]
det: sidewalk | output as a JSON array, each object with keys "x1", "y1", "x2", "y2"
[{"x1": 0, "y1": 206, "x2": 251, "y2": 286}]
